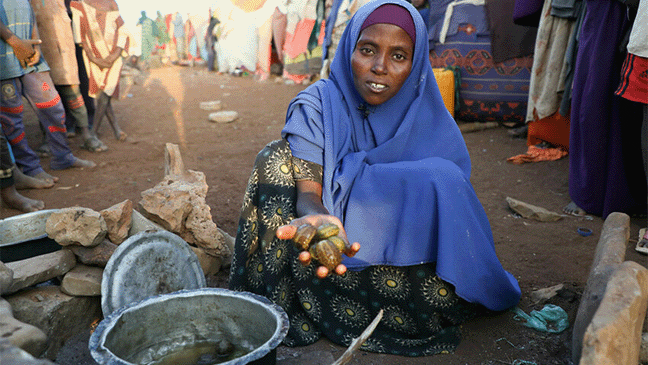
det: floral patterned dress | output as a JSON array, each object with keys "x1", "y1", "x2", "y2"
[{"x1": 228, "y1": 139, "x2": 480, "y2": 356}]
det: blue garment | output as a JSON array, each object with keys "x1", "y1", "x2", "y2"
[
  {"x1": 282, "y1": 0, "x2": 520, "y2": 311},
  {"x1": 426, "y1": 0, "x2": 489, "y2": 50},
  {"x1": 1, "y1": 73, "x2": 76, "y2": 174},
  {"x1": 0, "y1": 0, "x2": 49, "y2": 80}
]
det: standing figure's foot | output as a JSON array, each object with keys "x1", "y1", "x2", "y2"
[
  {"x1": 70, "y1": 158, "x2": 97, "y2": 169},
  {"x1": 563, "y1": 201, "x2": 587, "y2": 216},
  {"x1": 1, "y1": 186, "x2": 45, "y2": 212},
  {"x1": 13, "y1": 168, "x2": 54, "y2": 189},
  {"x1": 115, "y1": 130, "x2": 127, "y2": 141},
  {"x1": 36, "y1": 143, "x2": 51, "y2": 158},
  {"x1": 80, "y1": 136, "x2": 108, "y2": 152},
  {"x1": 33, "y1": 171, "x2": 59, "y2": 184}
]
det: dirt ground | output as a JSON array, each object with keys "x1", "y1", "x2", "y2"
[{"x1": 2, "y1": 65, "x2": 646, "y2": 365}]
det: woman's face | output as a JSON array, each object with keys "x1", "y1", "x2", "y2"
[{"x1": 351, "y1": 23, "x2": 414, "y2": 106}]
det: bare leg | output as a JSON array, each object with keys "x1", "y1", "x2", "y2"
[
  {"x1": 639, "y1": 104, "x2": 648, "y2": 248},
  {"x1": 105, "y1": 98, "x2": 127, "y2": 141},
  {"x1": 91, "y1": 92, "x2": 110, "y2": 137},
  {"x1": 1, "y1": 185, "x2": 44, "y2": 212},
  {"x1": 13, "y1": 167, "x2": 54, "y2": 189},
  {"x1": 36, "y1": 123, "x2": 51, "y2": 157}
]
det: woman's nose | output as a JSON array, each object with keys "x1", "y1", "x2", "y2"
[{"x1": 371, "y1": 54, "x2": 388, "y2": 74}]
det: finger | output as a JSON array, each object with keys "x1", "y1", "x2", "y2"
[
  {"x1": 347, "y1": 242, "x2": 361, "y2": 257},
  {"x1": 298, "y1": 251, "x2": 311, "y2": 266},
  {"x1": 276, "y1": 224, "x2": 297, "y2": 240},
  {"x1": 334, "y1": 264, "x2": 347, "y2": 276},
  {"x1": 27, "y1": 55, "x2": 39, "y2": 67},
  {"x1": 316, "y1": 266, "x2": 329, "y2": 278},
  {"x1": 26, "y1": 39, "x2": 42, "y2": 45}
]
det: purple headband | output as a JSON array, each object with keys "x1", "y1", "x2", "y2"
[{"x1": 360, "y1": 4, "x2": 416, "y2": 45}]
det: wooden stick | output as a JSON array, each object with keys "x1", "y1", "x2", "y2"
[{"x1": 331, "y1": 309, "x2": 384, "y2": 365}]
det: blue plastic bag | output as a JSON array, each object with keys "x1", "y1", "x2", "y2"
[{"x1": 512, "y1": 304, "x2": 569, "y2": 333}]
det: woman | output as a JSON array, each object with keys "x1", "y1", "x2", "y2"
[{"x1": 229, "y1": 0, "x2": 520, "y2": 356}]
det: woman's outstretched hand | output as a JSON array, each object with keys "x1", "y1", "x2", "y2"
[{"x1": 276, "y1": 214, "x2": 360, "y2": 278}]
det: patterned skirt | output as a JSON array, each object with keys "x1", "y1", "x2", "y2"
[{"x1": 228, "y1": 139, "x2": 479, "y2": 356}]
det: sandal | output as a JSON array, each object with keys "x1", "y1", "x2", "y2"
[{"x1": 81, "y1": 136, "x2": 108, "y2": 152}]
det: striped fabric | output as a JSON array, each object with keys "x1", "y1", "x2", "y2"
[{"x1": 70, "y1": 0, "x2": 129, "y2": 98}]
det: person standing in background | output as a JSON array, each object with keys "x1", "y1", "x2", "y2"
[
  {"x1": 615, "y1": 0, "x2": 648, "y2": 248},
  {"x1": 205, "y1": 9, "x2": 219, "y2": 72},
  {"x1": 1, "y1": 0, "x2": 96, "y2": 183},
  {"x1": 70, "y1": 0, "x2": 130, "y2": 141},
  {"x1": 30, "y1": 0, "x2": 108, "y2": 152},
  {"x1": 172, "y1": 12, "x2": 185, "y2": 61},
  {"x1": 136, "y1": 10, "x2": 156, "y2": 62}
]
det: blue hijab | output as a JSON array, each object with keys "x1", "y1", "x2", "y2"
[{"x1": 283, "y1": 0, "x2": 520, "y2": 311}]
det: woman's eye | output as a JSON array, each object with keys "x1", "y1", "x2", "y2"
[
  {"x1": 393, "y1": 53, "x2": 406, "y2": 61},
  {"x1": 360, "y1": 47, "x2": 373, "y2": 55}
]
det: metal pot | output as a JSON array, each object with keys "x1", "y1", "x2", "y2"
[{"x1": 89, "y1": 288, "x2": 289, "y2": 365}]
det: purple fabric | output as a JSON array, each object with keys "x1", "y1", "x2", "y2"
[
  {"x1": 360, "y1": 4, "x2": 416, "y2": 44},
  {"x1": 512, "y1": 0, "x2": 543, "y2": 27},
  {"x1": 484, "y1": 0, "x2": 537, "y2": 63},
  {"x1": 569, "y1": 0, "x2": 647, "y2": 218}
]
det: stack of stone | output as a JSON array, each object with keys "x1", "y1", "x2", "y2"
[
  {"x1": 0, "y1": 200, "x2": 234, "y2": 364},
  {"x1": 1, "y1": 143, "x2": 236, "y2": 363}
]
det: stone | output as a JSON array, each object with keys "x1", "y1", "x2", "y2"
[
  {"x1": 208, "y1": 110, "x2": 238, "y2": 123},
  {"x1": 60, "y1": 265, "x2": 103, "y2": 296},
  {"x1": 164, "y1": 142, "x2": 186, "y2": 177},
  {"x1": 139, "y1": 171, "x2": 228, "y2": 258},
  {"x1": 531, "y1": 284, "x2": 565, "y2": 304},
  {"x1": 190, "y1": 246, "x2": 222, "y2": 276},
  {"x1": 4, "y1": 250, "x2": 76, "y2": 295},
  {"x1": 572, "y1": 212, "x2": 629, "y2": 364},
  {"x1": 0, "y1": 260, "x2": 13, "y2": 295},
  {"x1": 5, "y1": 285, "x2": 102, "y2": 360},
  {"x1": 505, "y1": 197, "x2": 563, "y2": 222},
  {"x1": 199, "y1": 100, "x2": 222, "y2": 111},
  {"x1": 100, "y1": 200, "x2": 133, "y2": 244},
  {"x1": 69, "y1": 239, "x2": 117, "y2": 267},
  {"x1": 218, "y1": 228, "x2": 235, "y2": 268},
  {"x1": 0, "y1": 299, "x2": 47, "y2": 357},
  {"x1": 579, "y1": 261, "x2": 648, "y2": 365},
  {"x1": 45, "y1": 207, "x2": 107, "y2": 247},
  {"x1": 0, "y1": 338, "x2": 54, "y2": 365},
  {"x1": 182, "y1": 201, "x2": 228, "y2": 257},
  {"x1": 139, "y1": 183, "x2": 193, "y2": 232}
]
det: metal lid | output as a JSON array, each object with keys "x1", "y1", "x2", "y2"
[{"x1": 101, "y1": 230, "x2": 206, "y2": 316}]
